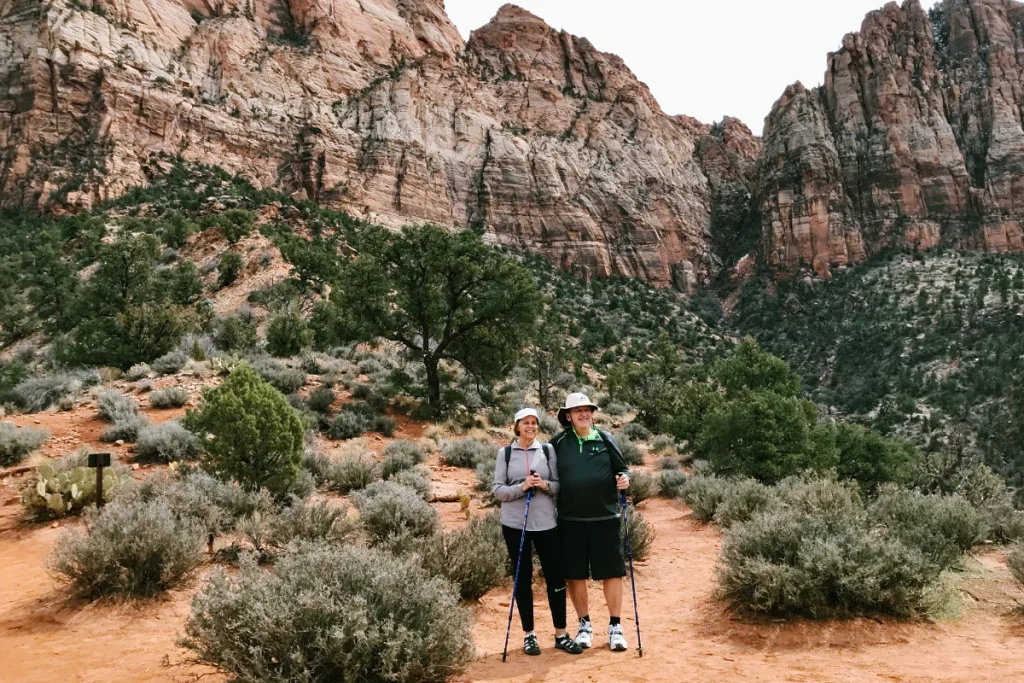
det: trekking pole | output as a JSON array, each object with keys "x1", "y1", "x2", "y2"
[
  {"x1": 502, "y1": 483, "x2": 534, "y2": 662},
  {"x1": 621, "y1": 493, "x2": 644, "y2": 657}
]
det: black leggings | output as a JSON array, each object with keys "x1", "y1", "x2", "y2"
[{"x1": 501, "y1": 525, "x2": 567, "y2": 633}]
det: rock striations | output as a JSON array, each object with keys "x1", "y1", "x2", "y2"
[
  {"x1": 757, "y1": 0, "x2": 1024, "y2": 276},
  {"x1": 0, "y1": 0, "x2": 742, "y2": 289}
]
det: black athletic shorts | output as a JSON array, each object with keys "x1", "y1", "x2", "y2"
[{"x1": 559, "y1": 518, "x2": 627, "y2": 581}]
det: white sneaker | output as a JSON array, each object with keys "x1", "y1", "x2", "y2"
[
  {"x1": 608, "y1": 624, "x2": 628, "y2": 651},
  {"x1": 574, "y1": 619, "x2": 593, "y2": 649}
]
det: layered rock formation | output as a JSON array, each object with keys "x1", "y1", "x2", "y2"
[
  {"x1": 757, "y1": 0, "x2": 1024, "y2": 275},
  {"x1": 0, "y1": 0, "x2": 728, "y2": 288}
]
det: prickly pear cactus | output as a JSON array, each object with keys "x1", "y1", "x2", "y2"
[{"x1": 21, "y1": 451, "x2": 133, "y2": 519}]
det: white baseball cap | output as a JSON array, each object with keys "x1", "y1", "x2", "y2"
[
  {"x1": 514, "y1": 407, "x2": 539, "y2": 424},
  {"x1": 557, "y1": 392, "x2": 599, "y2": 426}
]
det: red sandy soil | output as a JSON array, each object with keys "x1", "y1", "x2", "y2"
[{"x1": 4, "y1": 410, "x2": 1024, "y2": 683}]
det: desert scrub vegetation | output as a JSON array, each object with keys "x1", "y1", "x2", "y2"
[
  {"x1": 623, "y1": 505, "x2": 655, "y2": 562},
  {"x1": 183, "y1": 364, "x2": 304, "y2": 499},
  {"x1": 355, "y1": 480, "x2": 440, "y2": 544},
  {"x1": 440, "y1": 512, "x2": 507, "y2": 600},
  {"x1": 731, "y1": 251, "x2": 1024, "y2": 496},
  {"x1": 441, "y1": 438, "x2": 493, "y2": 468},
  {"x1": 22, "y1": 451, "x2": 134, "y2": 519},
  {"x1": 49, "y1": 497, "x2": 205, "y2": 599},
  {"x1": 0, "y1": 421, "x2": 49, "y2": 466},
  {"x1": 181, "y1": 543, "x2": 474, "y2": 683},
  {"x1": 134, "y1": 421, "x2": 200, "y2": 463},
  {"x1": 321, "y1": 450, "x2": 377, "y2": 493},
  {"x1": 13, "y1": 370, "x2": 100, "y2": 412},
  {"x1": 149, "y1": 386, "x2": 189, "y2": 408}
]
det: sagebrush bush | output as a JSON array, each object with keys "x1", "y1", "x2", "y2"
[
  {"x1": 869, "y1": 486, "x2": 981, "y2": 572},
  {"x1": 474, "y1": 457, "x2": 497, "y2": 505},
  {"x1": 327, "y1": 411, "x2": 368, "y2": 440},
  {"x1": 627, "y1": 469, "x2": 658, "y2": 505},
  {"x1": 384, "y1": 440, "x2": 426, "y2": 465},
  {"x1": 306, "y1": 386, "x2": 335, "y2": 414},
  {"x1": 100, "y1": 413, "x2": 150, "y2": 443},
  {"x1": 126, "y1": 363, "x2": 152, "y2": 381},
  {"x1": 184, "y1": 364, "x2": 304, "y2": 500},
  {"x1": 381, "y1": 447, "x2": 419, "y2": 479},
  {"x1": 49, "y1": 498, "x2": 205, "y2": 599},
  {"x1": 1007, "y1": 541, "x2": 1024, "y2": 586},
  {"x1": 158, "y1": 470, "x2": 274, "y2": 535},
  {"x1": 714, "y1": 478, "x2": 779, "y2": 529},
  {"x1": 717, "y1": 505, "x2": 938, "y2": 618},
  {"x1": 657, "y1": 470, "x2": 688, "y2": 498},
  {"x1": 679, "y1": 474, "x2": 731, "y2": 522},
  {"x1": 623, "y1": 506, "x2": 655, "y2": 562},
  {"x1": 774, "y1": 473, "x2": 862, "y2": 519},
  {"x1": 250, "y1": 357, "x2": 307, "y2": 394},
  {"x1": 268, "y1": 500, "x2": 354, "y2": 547},
  {"x1": 650, "y1": 434, "x2": 677, "y2": 456},
  {"x1": 14, "y1": 371, "x2": 99, "y2": 412},
  {"x1": 96, "y1": 389, "x2": 140, "y2": 422},
  {"x1": 323, "y1": 451, "x2": 376, "y2": 493},
  {"x1": 152, "y1": 349, "x2": 188, "y2": 375},
  {"x1": 22, "y1": 452, "x2": 133, "y2": 518},
  {"x1": 616, "y1": 434, "x2": 645, "y2": 466},
  {"x1": 392, "y1": 466, "x2": 433, "y2": 501},
  {"x1": 134, "y1": 421, "x2": 200, "y2": 463},
  {"x1": 355, "y1": 480, "x2": 440, "y2": 544},
  {"x1": 301, "y1": 445, "x2": 333, "y2": 485},
  {"x1": 539, "y1": 414, "x2": 561, "y2": 436},
  {"x1": 442, "y1": 513, "x2": 507, "y2": 600},
  {"x1": 441, "y1": 438, "x2": 493, "y2": 468},
  {"x1": 182, "y1": 543, "x2": 474, "y2": 683},
  {"x1": 0, "y1": 421, "x2": 49, "y2": 466},
  {"x1": 621, "y1": 421, "x2": 651, "y2": 441},
  {"x1": 149, "y1": 386, "x2": 189, "y2": 409},
  {"x1": 370, "y1": 414, "x2": 397, "y2": 437}
]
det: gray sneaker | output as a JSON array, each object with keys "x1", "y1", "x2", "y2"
[
  {"x1": 574, "y1": 619, "x2": 593, "y2": 649},
  {"x1": 608, "y1": 624, "x2": 628, "y2": 651}
]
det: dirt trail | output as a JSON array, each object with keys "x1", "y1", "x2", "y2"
[{"x1": 3, "y1": 465, "x2": 1024, "y2": 682}]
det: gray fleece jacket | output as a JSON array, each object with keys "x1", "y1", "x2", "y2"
[{"x1": 492, "y1": 440, "x2": 559, "y2": 531}]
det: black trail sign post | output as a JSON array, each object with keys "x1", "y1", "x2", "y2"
[{"x1": 87, "y1": 452, "x2": 111, "y2": 509}]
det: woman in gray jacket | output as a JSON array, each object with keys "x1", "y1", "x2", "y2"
[{"x1": 493, "y1": 408, "x2": 583, "y2": 657}]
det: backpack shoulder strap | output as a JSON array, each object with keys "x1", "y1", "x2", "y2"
[
  {"x1": 504, "y1": 444, "x2": 514, "y2": 468},
  {"x1": 598, "y1": 429, "x2": 625, "y2": 471}
]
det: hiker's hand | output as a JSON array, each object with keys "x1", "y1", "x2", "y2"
[
  {"x1": 616, "y1": 474, "x2": 630, "y2": 490},
  {"x1": 523, "y1": 473, "x2": 543, "y2": 491}
]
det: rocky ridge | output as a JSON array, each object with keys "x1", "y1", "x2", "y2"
[
  {"x1": 758, "y1": 0, "x2": 1024, "y2": 276},
  {"x1": 0, "y1": 0, "x2": 758, "y2": 289}
]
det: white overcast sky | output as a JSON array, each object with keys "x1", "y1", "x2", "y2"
[{"x1": 444, "y1": 0, "x2": 903, "y2": 135}]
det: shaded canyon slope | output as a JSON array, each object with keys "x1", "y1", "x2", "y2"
[
  {"x1": 0, "y1": 0, "x2": 763, "y2": 289},
  {"x1": 758, "y1": 0, "x2": 1024, "y2": 276}
]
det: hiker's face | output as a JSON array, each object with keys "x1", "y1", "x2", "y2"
[
  {"x1": 569, "y1": 406, "x2": 593, "y2": 431},
  {"x1": 517, "y1": 416, "x2": 538, "y2": 440}
]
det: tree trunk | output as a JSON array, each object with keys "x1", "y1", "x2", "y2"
[{"x1": 424, "y1": 354, "x2": 441, "y2": 411}]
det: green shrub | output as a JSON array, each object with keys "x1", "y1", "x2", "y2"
[
  {"x1": 712, "y1": 337, "x2": 802, "y2": 399},
  {"x1": 210, "y1": 208, "x2": 255, "y2": 244},
  {"x1": 14, "y1": 371, "x2": 99, "y2": 412},
  {"x1": 149, "y1": 386, "x2": 189, "y2": 409},
  {"x1": 1007, "y1": 541, "x2": 1024, "y2": 586},
  {"x1": 49, "y1": 498, "x2": 205, "y2": 598},
  {"x1": 833, "y1": 422, "x2": 920, "y2": 491},
  {"x1": 657, "y1": 470, "x2": 688, "y2": 498},
  {"x1": 181, "y1": 543, "x2": 474, "y2": 683},
  {"x1": 626, "y1": 469, "x2": 658, "y2": 505},
  {"x1": 306, "y1": 386, "x2": 335, "y2": 414},
  {"x1": 327, "y1": 411, "x2": 368, "y2": 440},
  {"x1": 152, "y1": 349, "x2": 188, "y2": 375},
  {"x1": 250, "y1": 357, "x2": 307, "y2": 394},
  {"x1": 392, "y1": 466, "x2": 433, "y2": 501},
  {"x1": 622, "y1": 506, "x2": 654, "y2": 562},
  {"x1": 679, "y1": 474, "x2": 730, "y2": 522},
  {"x1": 217, "y1": 252, "x2": 244, "y2": 288},
  {"x1": 266, "y1": 311, "x2": 314, "y2": 357},
  {"x1": 355, "y1": 480, "x2": 440, "y2": 544},
  {"x1": 0, "y1": 422, "x2": 49, "y2": 466},
  {"x1": 650, "y1": 434, "x2": 677, "y2": 455},
  {"x1": 214, "y1": 312, "x2": 259, "y2": 352},
  {"x1": 323, "y1": 451, "x2": 376, "y2": 493},
  {"x1": 717, "y1": 505, "x2": 938, "y2": 618},
  {"x1": 184, "y1": 364, "x2": 304, "y2": 499},
  {"x1": 869, "y1": 486, "x2": 981, "y2": 572},
  {"x1": 134, "y1": 421, "x2": 200, "y2": 463},
  {"x1": 713, "y1": 478, "x2": 778, "y2": 529},
  {"x1": 96, "y1": 389, "x2": 140, "y2": 422},
  {"x1": 441, "y1": 438, "x2": 494, "y2": 468},
  {"x1": 441, "y1": 513, "x2": 506, "y2": 600}
]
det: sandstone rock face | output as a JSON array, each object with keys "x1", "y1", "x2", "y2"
[
  {"x1": 0, "y1": 0, "x2": 721, "y2": 288},
  {"x1": 757, "y1": 0, "x2": 1024, "y2": 275}
]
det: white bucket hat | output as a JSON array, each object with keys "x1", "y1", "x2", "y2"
[{"x1": 557, "y1": 392, "x2": 599, "y2": 427}]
